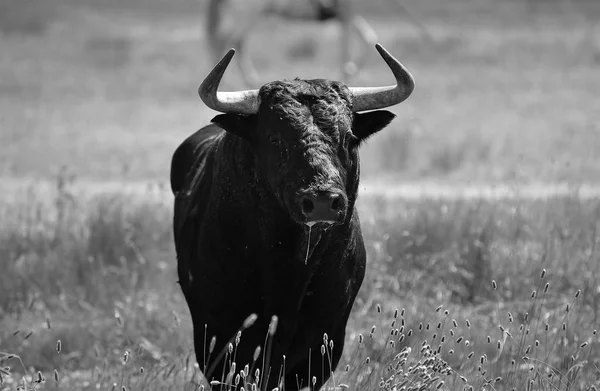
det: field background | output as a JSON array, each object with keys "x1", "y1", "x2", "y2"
[{"x1": 1, "y1": 0, "x2": 600, "y2": 390}]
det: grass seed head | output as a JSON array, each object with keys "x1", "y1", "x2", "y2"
[
  {"x1": 243, "y1": 313, "x2": 258, "y2": 329},
  {"x1": 209, "y1": 336, "x2": 216, "y2": 354},
  {"x1": 114, "y1": 310, "x2": 122, "y2": 326},
  {"x1": 268, "y1": 315, "x2": 278, "y2": 335},
  {"x1": 253, "y1": 346, "x2": 261, "y2": 362}
]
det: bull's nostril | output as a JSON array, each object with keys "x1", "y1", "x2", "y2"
[
  {"x1": 302, "y1": 198, "x2": 315, "y2": 214},
  {"x1": 330, "y1": 196, "x2": 342, "y2": 212}
]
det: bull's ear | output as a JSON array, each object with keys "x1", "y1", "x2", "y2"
[
  {"x1": 352, "y1": 110, "x2": 396, "y2": 143},
  {"x1": 211, "y1": 114, "x2": 257, "y2": 142}
]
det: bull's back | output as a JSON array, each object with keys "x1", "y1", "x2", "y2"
[{"x1": 170, "y1": 123, "x2": 223, "y2": 195}]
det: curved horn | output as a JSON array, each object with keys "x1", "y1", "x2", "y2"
[
  {"x1": 198, "y1": 48, "x2": 260, "y2": 114},
  {"x1": 349, "y1": 44, "x2": 415, "y2": 112}
]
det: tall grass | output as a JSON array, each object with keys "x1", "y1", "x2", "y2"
[{"x1": 1, "y1": 176, "x2": 599, "y2": 390}]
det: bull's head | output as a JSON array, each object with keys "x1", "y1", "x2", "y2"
[{"x1": 198, "y1": 44, "x2": 414, "y2": 227}]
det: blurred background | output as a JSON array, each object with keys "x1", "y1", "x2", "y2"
[
  {"x1": 2, "y1": 1, "x2": 600, "y2": 390},
  {"x1": 1, "y1": 0, "x2": 599, "y2": 186}
]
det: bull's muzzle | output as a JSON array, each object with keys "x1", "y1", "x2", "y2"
[{"x1": 297, "y1": 191, "x2": 347, "y2": 225}]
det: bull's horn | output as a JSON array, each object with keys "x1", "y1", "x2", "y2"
[
  {"x1": 198, "y1": 48, "x2": 260, "y2": 114},
  {"x1": 349, "y1": 44, "x2": 415, "y2": 112}
]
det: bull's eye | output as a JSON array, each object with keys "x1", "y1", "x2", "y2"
[{"x1": 269, "y1": 135, "x2": 281, "y2": 146}]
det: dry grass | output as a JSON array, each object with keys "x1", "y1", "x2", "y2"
[{"x1": 1, "y1": 175, "x2": 600, "y2": 390}]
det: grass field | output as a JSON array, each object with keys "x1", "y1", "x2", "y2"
[{"x1": 1, "y1": 0, "x2": 600, "y2": 390}]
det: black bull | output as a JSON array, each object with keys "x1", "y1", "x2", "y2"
[{"x1": 170, "y1": 44, "x2": 414, "y2": 390}]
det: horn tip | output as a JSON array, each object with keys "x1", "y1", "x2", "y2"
[
  {"x1": 223, "y1": 48, "x2": 236, "y2": 61},
  {"x1": 374, "y1": 43, "x2": 391, "y2": 58}
]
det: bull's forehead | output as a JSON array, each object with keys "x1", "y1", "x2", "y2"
[{"x1": 258, "y1": 79, "x2": 353, "y2": 139}]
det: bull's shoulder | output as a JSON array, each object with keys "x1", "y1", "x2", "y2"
[{"x1": 170, "y1": 124, "x2": 224, "y2": 195}]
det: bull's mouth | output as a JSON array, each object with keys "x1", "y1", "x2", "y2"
[{"x1": 304, "y1": 220, "x2": 336, "y2": 229}]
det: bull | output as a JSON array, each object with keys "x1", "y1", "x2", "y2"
[{"x1": 170, "y1": 44, "x2": 414, "y2": 390}]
